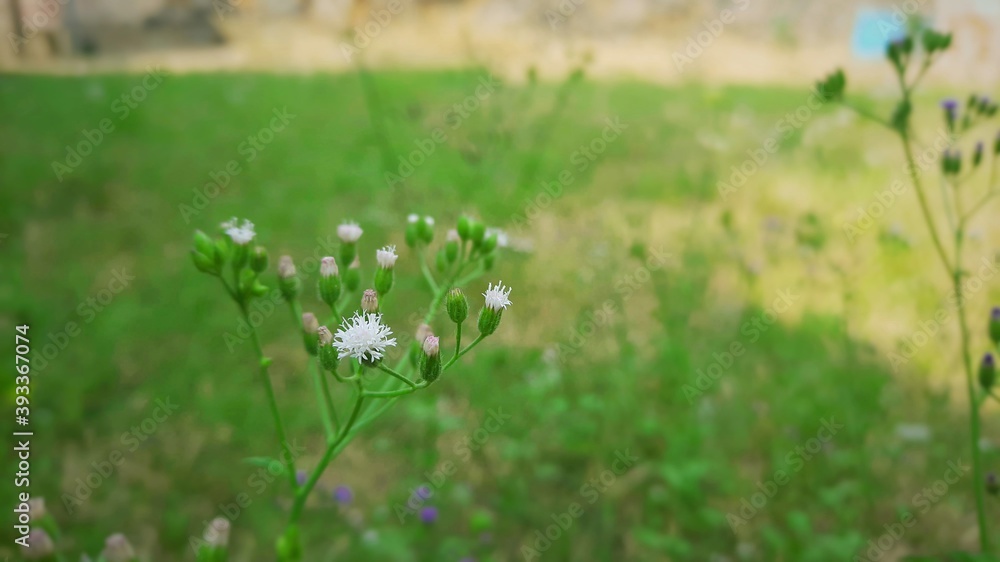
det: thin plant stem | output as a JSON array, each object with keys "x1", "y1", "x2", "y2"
[
  {"x1": 242, "y1": 304, "x2": 299, "y2": 493},
  {"x1": 444, "y1": 334, "x2": 485, "y2": 370},
  {"x1": 378, "y1": 363, "x2": 418, "y2": 389},
  {"x1": 453, "y1": 322, "x2": 463, "y2": 363},
  {"x1": 309, "y1": 357, "x2": 335, "y2": 440}
]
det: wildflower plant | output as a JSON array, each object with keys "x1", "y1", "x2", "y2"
[
  {"x1": 817, "y1": 24, "x2": 999, "y2": 554},
  {"x1": 189, "y1": 214, "x2": 510, "y2": 560}
]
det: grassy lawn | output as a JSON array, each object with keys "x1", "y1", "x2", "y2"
[{"x1": 1, "y1": 70, "x2": 997, "y2": 561}]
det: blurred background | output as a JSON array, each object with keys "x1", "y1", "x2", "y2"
[{"x1": 2, "y1": 0, "x2": 1000, "y2": 560}]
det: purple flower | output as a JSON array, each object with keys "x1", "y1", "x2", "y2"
[
  {"x1": 983, "y1": 353, "x2": 995, "y2": 368},
  {"x1": 941, "y1": 98, "x2": 958, "y2": 112},
  {"x1": 415, "y1": 485, "x2": 432, "y2": 500},
  {"x1": 419, "y1": 506, "x2": 438, "y2": 524},
  {"x1": 991, "y1": 306, "x2": 1000, "y2": 321},
  {"x1": 296, "y1": 470, "x2": 307, "y2": 487},
  {"x1": 333, "y1": 485, "x2": 353, "y2": 504}
]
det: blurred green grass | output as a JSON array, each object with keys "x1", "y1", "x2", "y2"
[{"x1": 0, "y1": 70, "x2": 997, "y2": 561}]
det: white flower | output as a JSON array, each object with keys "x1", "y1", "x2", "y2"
[
  {"x1": 320, "y1": 256, "x2": 338, "y2": 277},
  {"x1": 333, "y1": 312, "x2": 397, "y2": 362},
  {"x1": 222, "y1": 217, "x2": 255, "y2": 245},
  {"x1": 485, "y1": 227, "x2": 509, "y2": 248},
  {"x1": 483, "y1": 281, "x2": 512, "y2": 311},
  {"x1": 376, "y1": 245, "x2": 398, "y2": 268},
  {"x1": 337, "y1": 221, "x2": 363, "y2": 243},
  {"x1": 446, "y1": 229, "x2": 460, "y2": 242},
  {"x1": 423, "y1": 216, "x2": 435, "y2": 227},
  {"x1": 408, "y1": 214, "x2": 420, "y2": 223}
]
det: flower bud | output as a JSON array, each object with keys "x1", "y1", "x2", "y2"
[
  {"x1": 973, "y1": 141, "x2": 984, "y2": 167},
  {"x1": 436, "y1": 248, "x2": 448, "y2": 273},
  {"x1": 318, "y1": 257, "x2": 342, "y2": 307},
  {"x1": 483, "y1": 253, "x2": 495, "y2": 271},
  {"x1": 420, "y1": 335, "x2": 442, "y2": 383},
  {"x1": 457, "y1": 215, "x2": 472, "y2": 241},
  {"x1": 344, "y1": 257, "x2": 361, "y2": 292},
  {"x1": 994, "y1": 130, "x2": 1000, "y2": 156},
  {"x1": 989, "y1": 306, "x2": 1000, "y2": 345},
  {"x1": 338, "y1": 221, "x2": 362, "y2": 268},
  {"x1": 446, "y1": 288, "x2": 469, "y2": 324},
  {"x1": 23, "y1": 528, "x2": 54, "y2": 560},
  {"x1": 470, "y1": 220, "x2": 486, "y2": 246},
  {"x1": 250, "y1": 245, "x2": 269, "y2": 273},
  {"x1": 445, "y1": 229, "x2": 460, "y2": 263},
  {"x1": 941, "y1": 98, "x2": 958, "y2": 132},
  {"x1": 418, "y1": 216, "x2": 435, "y2": 243},
  {"x1": 191, "y1": 249, "x2": 218, "y2": 274},
  {"x1": 318, "y1": 326, "x2": 338, "y2": 371},
  {"x1": 361, "y1": 289, "x2": 379, "y2": 314},
  {"x1": 302, "y1": 312, "x2": 320, "y2": 356},
  {"x1": 980, "y1": 353, "x2": 996, "y2": 391},
  {"x1": 374, "y1": 246, "x2": 397, "y2": 295},
  {"x1": 481, "y1": 231, "x2": 498, "y2": 253},
  {"x1": 405, "y1": 214, "x2": 420, "y2": 247},
  {"x1": 102, "y1": 533, "x2": 136, "y2": 562},
  {"x1": 277, "y1": 255, "x2": 301, "y2": 301},
  {"x1": 204, "y1": 517, "x2": 231, "y2": 549},
  {"x1": 29, "y1": 497, "x2": 47, "y2": 520},
  {"x1": 193, "y1": 230, "x2": 217, "y2": 262}
]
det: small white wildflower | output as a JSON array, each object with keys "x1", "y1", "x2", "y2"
[
  {"x1": 483, "y1": 281, "x2": 512, "y2": 311},
  {"x1": 446, "y1": 229, "x2": 460, "y2": 242},
  {"x1": 204, "y1": 517, "x2": 231, "y2": 548},
  {"x1": 333, "y1": 312, "x2": 397, "y2": 362},
  {"x1": 338, "y1": 221, "x2": 363, "y2": 243},
  {"x1": 408, "y1": 214, "x2": 420, "y2": 223},
  {"x1": 422, "y1": 335, "x2": 440, "y2": 356},
  {"x1": 278, "y1": 255, "x2": 296, "y2": 278},
  {"x1": 424, "y1": 216, "x2": 435, "y2": 227},
  {"x1": 222, "y1": 217, "x2": 255, "y2": 245},
  {"x1": 376, "y1": 245, "x2": 398, "y2": 269},
  {"x1": 320, "y1": 256, "x2": 339, "y2": 277}
]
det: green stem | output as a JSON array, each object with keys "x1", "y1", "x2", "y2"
[
  {"x1": 900, "y1": 131, "x2": 954, "y2": 274},
  {"x1": 378, "y1": 363, "x2": 418, "y2": 389},
  {"x1": 453, "y1": 322, "x2": 463, "y2": 363},
  {"x1": 242, "y1": 304, "x2": 299, "y2": 493},
  {"x1": 289, "y1": 379, "x2": 365, "y2": 524},
  {"x1": 444, "y1": 334, "x2": 486, "y2": 370},
  {"x1": 364, "y1": 383, "x2": 427, "y2": 398},
  {"x1": 318, "y1": 359, "x2": 340, "y2": 432},
  {"x1": 309, "y1": 357, "x2": 335, "y2": 441},
  {"x1": 418, "y1": 245, "x2": 438, "y2": 292}
]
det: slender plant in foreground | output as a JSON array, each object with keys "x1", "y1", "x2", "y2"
[
  {"x1": 817, "y1": 25, "x2": 999, "y2": 555},
  {"x1": 190, "y1": 214, "x2": 511, "y2": 560}
]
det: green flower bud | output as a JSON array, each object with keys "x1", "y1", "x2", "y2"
[
  {"x1": 980, "y1": 353, "x2": 996, "y2": 390},
  {"x1": 193, "y1": 229, "x2": 215, "y2": 258},
  {"x1": 988, "y1": 473, "x2": 999, "y2": 496},
  {"x1": 457, "y1": 215, "x2": 472, "y2": 241},
  {"x1": 994, "y1": 130, "x2": 1000, "y2": 156},
  {"x1": 446, "y1": 288, "x2": 469, "y2": 324},
  {"x1": 250, "y1": 280, "x2": 270, "y2": 297},
  {"x1": 191, "y1": 250, "x2": 218, "y2": 274},
  {"x1": 483, "y1": 253, "x2": 495, "y2": 271},
  {"x1": 973, "y1": 141, "x2": 984, "y2": 167},
  {"x1": 302, "y1": 312, "x2": 319, "y2": 356},
  {"x1": 470, "y1": 220, "x2": 486, "y2": 246},
  {"x1": 445, "y1": 230, "x2": 460, "y2": 263},
  {"x1": 344, "y1": 257, "x2": 361, "y2": 291},
  {"x1": 318, "y1": 257, "x2": 342, "y2": 307},
  {"x1": 276, "y1": 525, "x2": 302, "y2": 561},
  {"x1": 361, "y1": 289, "x2": 379, "y2": 314},
  {"x1": 436, "y1": 248, "x2": 448, "y2": 273},
  {"x1": 990, "y1": 307, "x2": 1000, "y2": 345},
  {"x1": 277, "y1": 255, "x2": 301, "y2": 302},
  {"x1": 318, "y1": 326, "x2": 338, "y2": 371},
  {"x1": 419, "y1": 335, "x2": 441, "y2": 383},
  {"x1": 481, "y1": 231, "x2": 498, "y2": 253},
  {"x1": 418, "y1": 216, "x2": 435, "y2": 243},
  {"x1": 374, "y1": 267, "x2": 394, "y2": 295},
  {"x1": 478, "y1": 306, "x2": 502, "y2": 336},
  {"x1": 250, "y1": 245, "x2": 269, "y2": 273},
  {"x1": 214, "y1": 238, "x2": 230, "y2": 266},
  {"x1": 238, "y1": 268, "x2": 257, "y2": 298},
  {"x1": 405, "y1": 219, "x2": 420, "y2": 248}
]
